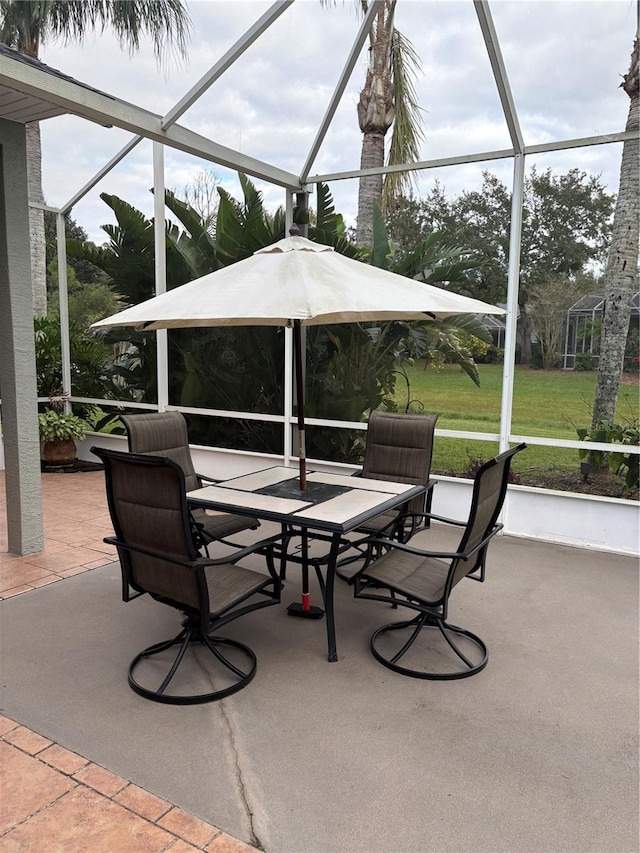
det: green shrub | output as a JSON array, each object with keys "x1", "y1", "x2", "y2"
[
  {"x1": 529, "y1": 342, "x2": 543, "y2": 369},
  {"x1": 577, "y1": 418, "x2": 639, "y2": 497},
  {"x1": 484, "y1": 345, "x2": 504, "y2": 364},
  {"x1": 574, "y1": 353, "x2": 595, "y2": 371}
]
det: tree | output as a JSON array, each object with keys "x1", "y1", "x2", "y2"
[
  {"x1": 0, "y1": 0, "x2": 191, "y2": 316},
  {"x1": 528, "y1": 273, "x2": 594, "y2": 370},
  {"x1": 180, "y1": 169, "x2": 221, "y2": 238},
  {"x1": 322, "y1": 1, "x2": 423, "y2": 247},
  {"x1": 44, "y1": 209, "x2": 102, "y2": 284},
  {"x1": 34, "y1": 314, "x2": 114, "y2": 401},
  {"x1": 370, "y1": 204, "x2": 491, "y2": 387},
  {"x1": 591, "y1": 34, "x2": 640, "y2": 429},
  {"x1": 387, "y1": 169, "x2": 616, "y2": 364}
]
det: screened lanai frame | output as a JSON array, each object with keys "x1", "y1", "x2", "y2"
[
  {"x1": 562, "y1": 292, "x2": 640, "y2": 370},
  {"x1": 1, "y1": 0, "x2": 638, "y2": 555}
]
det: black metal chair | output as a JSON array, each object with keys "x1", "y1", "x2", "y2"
[
  {"x1": 121, "y1": 411, "x2": 260, "y2": 548},
  {"x1": 92, "y1": 445, "x2": 282, "y2": 705},
  {"x1": 353, "y1": 443, "x2": 526, "y2": 680},
  {"x1": 335, "y1": 410, "x2": 439, "y2": 583}
]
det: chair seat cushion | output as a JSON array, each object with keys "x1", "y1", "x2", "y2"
[
  {"x1": 193, "y1": 508, "x2": 260, "y2": 540},
  {"x1": 357, "y1": 510, "x2": 399, "y2": 535},
  {"x1": 204, "y1": 563, "x2": 272, "y2": 614},
  {"x1": 362, "y1": 549, "x2": 449, "y2": 605}
]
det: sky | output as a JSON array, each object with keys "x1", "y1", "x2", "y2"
[{"x1": 36, "y1": 0, "x2": 637, "y2": 245}]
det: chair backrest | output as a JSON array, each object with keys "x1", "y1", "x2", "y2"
[
  {"x1": 450, "y1": 443, "x2": 526, "y2": 590},
  {"x1": 93, "y1": 446, "x2": 203, "y2": 611},
  {"x1": 361, "y1": 410, "x2": 439, "y2": 513},
  {"x1": 121, "y1": 411, "x2": 200, "y2": 492}
]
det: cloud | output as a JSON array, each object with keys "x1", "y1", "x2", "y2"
[{"x1": 35, "y1": 0, "x2": 635, "y2": 244}]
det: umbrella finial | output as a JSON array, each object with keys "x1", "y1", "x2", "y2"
[{"x1": 288, "y1": 223, "x2": 300, "y2": 236}]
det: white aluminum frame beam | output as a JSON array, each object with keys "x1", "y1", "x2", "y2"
[
  {"x1": 307, "y1": 130, "x2": 637, "y2": 186},
  {"x1": 161, "y1": 0, "x2": 294, "y2": 131},
  {"x1": 0, "y1": 52, "x2": 301, "y2": 190},
  {"x1": 300, "y1": 0, "x2": 381, "y2": 183},
  {"x1": 499, "y1": 153, "x2": 525, "y2": 453},
  {"x1": 62, "y1": 135, "x2": 143, "y2": 213},
  {"x1": 474, "y1": 0, "x2": 524, "y2": 155}
]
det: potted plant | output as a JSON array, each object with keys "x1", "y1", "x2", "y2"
[{"x1": 38, "y1": 390, "x2": 90, "y2": 468}]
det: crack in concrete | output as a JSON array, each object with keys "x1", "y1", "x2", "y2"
[
  {"x1": 193, "y1": 645, "x2": 263, "y2": 849},
  {"x1": 219, "y1": 699, "x2": 263, "y2": 851}
]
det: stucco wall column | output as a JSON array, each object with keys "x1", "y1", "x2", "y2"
[{"x1": 0, "y1": 118, "x2": 44, "y2": 555}]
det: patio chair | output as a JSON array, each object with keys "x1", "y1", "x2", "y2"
[
  {"x1": 92, "y1": 445, "x2": 282, "y2": 704},
  {"x1": 335, "y1": 410, "x2": 439, "y2": 583},
  {"x1": 121, "y1": 411, "x2": 260, "y2": 548},
  {"x1": 353, "y1": 442, "x2": 526, "y2": 680}
]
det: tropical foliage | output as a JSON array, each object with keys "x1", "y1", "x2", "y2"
[
  {"x1": 68, "y1": 176, "x2": 489, "y2": 462},
  {"x1": 34, "y1": 315, "x2": 115, "y2": 401},
  {"x1": 38, "y1": 408, "x2": 89, "y2": 443}
]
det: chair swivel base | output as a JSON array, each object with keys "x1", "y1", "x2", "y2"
[
  {"x1": 370, "y1": 615, "x2": 488, "y2": 680},
  {"x1": 128, "y1": 625, "x2": 257, "y2": 704}
]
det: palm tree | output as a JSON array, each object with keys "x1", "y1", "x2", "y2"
[
  {"x1": 591, "y1": 31, "x2": 639, "y2": 430},
  {"x1": 321, "y1": 1, "x2": 423, "y2": 247},
  {"x1": 0, "y1": 0, "x2": 191, "y2": 316},
  {"x1": 354, "y1": 0, "x2": 423, "y2": 247}
]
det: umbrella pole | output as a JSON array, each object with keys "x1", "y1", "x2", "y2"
[
  {"x1": 293, "y1": 319, "x2": 307, "y2": 491},
  {"x1": 287, "y1": 529, "x2": 324, "y2": 620},
  {"x1": 287, "y1": 320, "x2": 323, "y2": 620}
]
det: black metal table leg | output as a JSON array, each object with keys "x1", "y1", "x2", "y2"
[{"x1": 324, "y1": 534, "x2": 342, "y2": 662}]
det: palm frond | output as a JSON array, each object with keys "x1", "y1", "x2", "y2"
[
  {"x1": 163, "y1": 189, "x2": 217, "y2": 275},
  {"x1": 310, "y1": 183, "x2": 365, "y2": 259},
  {"x1": 383, "y1": 26, "x2": 425, "y2": 210},
  {"x1": 0, "y1": 0, "x2": 191, "y2": 65}
]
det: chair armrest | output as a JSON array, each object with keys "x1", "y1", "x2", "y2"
[
  {"x1": 196, "y1": 473, "x2": 221, "y2": 487},
  {"x1": 197, "y1": 532, "x2": 289, "y2": 567},
  {"x1": 105, "y1": 531, "x2": 288, "y2": 569},
  {"x1": 365, "y1": 522, "x2": 503, "y2": 562},
  {"x1": 104, "y1": 535, "x2": 203, "y2": 568},
  {"x1": 395, "y1": 509, "x2": 467, "y2": 529}
]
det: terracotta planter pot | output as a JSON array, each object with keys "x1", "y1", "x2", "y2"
[{"x1": 42, "y1": 439, "x2": 77, "y2": 467}]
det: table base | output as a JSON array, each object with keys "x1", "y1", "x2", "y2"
[{"x1": 287, "y1": 601, "x2": 325, "y2": 619}]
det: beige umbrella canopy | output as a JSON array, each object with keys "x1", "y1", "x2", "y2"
[{"x1": 93, "y1": 234, "x2": 505, "y2": 488}]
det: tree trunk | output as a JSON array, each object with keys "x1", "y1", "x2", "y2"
[
  {"x1": 356, "y1": 132, "x2": 386, "y2": 247},
  {"x1": 25, "y1": 121, "x2": 46, "y2": 316},
  {"x1": 591, "y1": 36, "x2": 640, "y2": 429},
  {"x1": 519, "y1": 306, "x2": 533, "y2": 365},
  {"x1": 355, "y1": 3, "x2": 394, "y2": 247}
]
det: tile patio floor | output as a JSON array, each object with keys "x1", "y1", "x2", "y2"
[{"x1": 0, "y1": 468, "x2": 257, "y2": 853}]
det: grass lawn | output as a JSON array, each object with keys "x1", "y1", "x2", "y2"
[{"x1": 394, "y1": 362, "x2": 639, "y2": 478}]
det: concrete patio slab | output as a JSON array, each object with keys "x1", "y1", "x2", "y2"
[{"x1": 1, "y1": 523, "x2": 638, "y2": 853}]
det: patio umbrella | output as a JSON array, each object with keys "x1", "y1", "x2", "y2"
[
  {"x1": 93, "y1": 232, "x2": 505, "y2": 618},
  {"x1": 92, "y1": 233, "x2": 505, "y2": 490}
]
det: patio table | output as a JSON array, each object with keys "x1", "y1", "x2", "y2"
[{"x1": 187, "y1": 465, "x2": 425, "y2": 661}]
